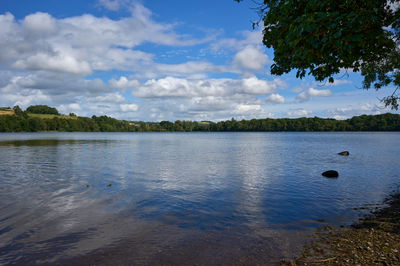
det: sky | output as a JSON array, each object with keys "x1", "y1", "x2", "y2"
[{"x1": 0, "y1": 0, "x2": 399, "y2": 121}]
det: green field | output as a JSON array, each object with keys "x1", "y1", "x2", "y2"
[
  {"x1": 0, "y1": 108, "x2": 14, "y2": 116},
  {"x1": 27, "y1": 113, "x2": 78, "y2": 120},
  {"x1": 0, "y1": 109, "x2": 77, "y2": 120}
]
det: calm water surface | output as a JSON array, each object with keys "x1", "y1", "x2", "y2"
[{"x1": 0, "y1": 132, "x2": 399, "y2": 264}]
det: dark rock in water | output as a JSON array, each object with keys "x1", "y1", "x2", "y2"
[
  {"x1": 338, "y1": 151, "x2": 350, "y2": 156},
  {"x1": 322, "y1": 170, "x2": 339, "y2": 178},
  {"x1": 106, "y1": 184, "x2": 112, "y2": 187}
]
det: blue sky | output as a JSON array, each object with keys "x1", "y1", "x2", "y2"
[{"x1": 0, "y1": 0, "x2": 398, "y2": 121}]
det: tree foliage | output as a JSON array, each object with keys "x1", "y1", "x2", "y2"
[
  {"x1": 236, "y1": 0, "x2": 400, "y2": 109},
  {"x1": 26, "y1": 105, "x2": 60, "y2": 115}
]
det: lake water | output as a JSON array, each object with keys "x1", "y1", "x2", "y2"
[{"x1": 0, "y1": 132, "x2": 399, "y2": 264}]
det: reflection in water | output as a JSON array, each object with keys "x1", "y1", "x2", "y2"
[
  {"x1": 0, "y1": 139, "x2": 119, "y2": 146},
  {"x1": 0, "y1": 132, "x2": 399, "y2": 264}
]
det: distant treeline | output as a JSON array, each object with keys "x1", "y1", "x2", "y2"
[{"x1": 0, "y1": 105, "x2": 399, "y2": 132}]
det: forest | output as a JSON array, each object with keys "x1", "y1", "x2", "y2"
[{"x1": 0, "y1": 105, "x2": 399, "y2": 132}]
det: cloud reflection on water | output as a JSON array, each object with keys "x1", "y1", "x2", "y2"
[{"x1": 0, "y1": 132, "x2": 399, "y2": 263}]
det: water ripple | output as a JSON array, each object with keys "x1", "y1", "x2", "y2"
[{"x1": 0, "y1": 132, "x2": 399, "y2": 263}]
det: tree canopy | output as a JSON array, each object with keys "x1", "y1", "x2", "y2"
[
  {"x1": 26, "y1": 105, "x2": 60, "y2": 115},
  {"x1": 236, "y1": 0, "x2": 400, "y2": 109}
]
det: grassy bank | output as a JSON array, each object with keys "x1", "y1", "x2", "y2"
[
  {"x1": 0, "y1": 108, "x2": 14, "y2": 116},
  {"x1": 27, "y1": 113, "x2": 77, "y2": 120},
  {"x1": 283, "y1": 192, "x2": 400, "y2": 265}
]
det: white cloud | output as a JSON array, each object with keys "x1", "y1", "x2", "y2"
[
  {"x1": 326, "y1": 103, "x2": 385, "y2": 119},
  {"x1": 98, "y1": 0, "x2": 121, "y2": 11},
  {"x1": 0, "y1": 4, "x2": 214, "y2": 76},
  {"x1": 233, "y1": 45, "x2": 269, "y2": 71},
  {"x1": 0, "y1": 88, "x2": 52, "y2": 109},
  {"x1": 175, "y1": 96, "x2": 272, "y2": 121},
  {"x1": 241, "y1": 76, "x2": 279, "y2": 94},
  {"x1": 0, "y1": 68, "x2": 282, "y2": 121},
  {"x1": 308, "y1": 87, "x2": 332, "y2": 97},
  {"x1": 109, "y1": 76, "x2": 140, "y2": 90},
  {"x1": 210, "y1": 30, "x2": 263, "y2": 53},
  {"x1": 266, "y1": 93, "x2": 285, "y2": 104},
  {"x1": 87, "y1": 92, "x2": 126, "y2": 103},
  {"x1": 296, "y1": 87, "x2": 333, "y2": 101},
  {"x1": 120, "y1": 103, "x2": 138, "y2": 112},
  {"x1": 0, "y1": 3, "x2": 283, "y2": 123},
  {"x1": 133, "y1": 76, "x2": 280, "y2": 98},
  {"x1": 287, "y1": 109, "x2": 312, "y2": 117},
  {"x1": 4, "y1": 3, "x2": 392, "y2": 122},
  {"x1": 327, "y1": 79, "x2": 352, "y2": 86},
  {"x1": 58, "y1": 103, "x2": 82, "y2": 115},
  {"x1": 68, "y1": 103, "x2": 81, "y2": 111},
  {"x1": 0, "y1": 72, "x2": 109, "y2": 97},
  {"x1": 22, "y1": 12, "x2": 57, "y2": 35},
  {"x1": 13, "y1": 53, "x2": 92, "y2": 75}
]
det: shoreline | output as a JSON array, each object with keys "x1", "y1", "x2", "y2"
[{"x1": 283, "y1": 191, "x2": 400, "y2": 265}]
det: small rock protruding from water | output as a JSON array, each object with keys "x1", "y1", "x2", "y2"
[
  {"x1": 106, "y1": 184, "x2": 112, "y2": 187},
  {"x1": 322, "y1": 170, "x2": 339, "y2": 178},
  {"x1": 338, "y1": 151, "x2": 350, "y2": 156}
]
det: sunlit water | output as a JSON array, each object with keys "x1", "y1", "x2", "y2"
[{"x1": 0, "y1": 132, "x2": 399, "y2": 264}]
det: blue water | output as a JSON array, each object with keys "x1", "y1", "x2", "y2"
[{"x1": 0, "y1": 132, "x2": 399, "y2": 264}]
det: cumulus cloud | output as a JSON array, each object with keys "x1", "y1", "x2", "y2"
[
  {"x1": 22, "y1": 12, "x2": 57, "y2": 35},
  {"x1": 326, "y1": 103, "x2": 384, "y2": 120},
  {"x1": 296, "y1": 87, "x2": 333, "y2": 102},
  {"x1": 58, "y1": 103, "x2": 82, "y2": 114},
  {"x1": 120, "y1": 103, "x2": 139, "y2": 112},
  {"x1": 13, "y1": 53, "x2": 92, "y2": 75},
  {"x1": 287, "y1": 109, "x2": 312, "y2": 117},
  {"x1": 0, "y1": 71, "x2": 109, "y2": 98},
  {"x1": 0, "y1": 3, "x2": 215, "y2": 76},
  {"x1": 241, "y1": 76, "x2": 282, "y2": 94},
  {"x1": 0, "y1": 62, "x2": 286, "y2": 121},
  {"x1": 0, "y1": 87, "x2": 52, "y2": 109},
  {"x1": 87, "y1": 92, "x2": 126, "y2": 103},
  {"x1": 1, "y1": 3, "x2": 329, "y2": 122},
  {"x1": 132, "y1": 76, "x2": 281, "y2": 98},
  {"x1": 166, "y1": 96, "x2": 272, "y2": 121},
  {"x1": 266, "y1": 93, "x2": 285, "y2": 104},
  {"x1": 109, "y1": 76, "x2": 140, "y2": 90},
  {"x1": 233, "y1": 45, "x2": 269, "y2": 71}
]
